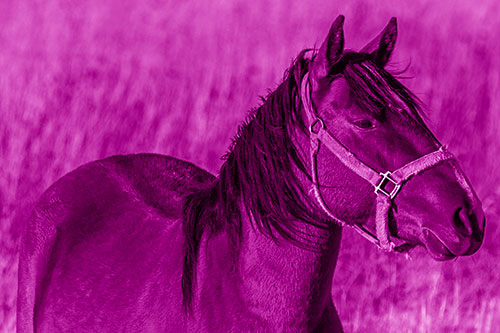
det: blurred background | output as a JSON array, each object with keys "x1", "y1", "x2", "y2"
[{"x1": 1, "y1": 0, "x2": 499, "y2": 331}]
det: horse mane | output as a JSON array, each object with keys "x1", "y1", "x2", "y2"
[{"x1": 181, "y1": 49, "x2": 426, "y2": 313}]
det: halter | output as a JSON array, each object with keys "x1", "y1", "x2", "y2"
[{"x1": 300, "y1": 72, "x2": 475, "y2": 252}]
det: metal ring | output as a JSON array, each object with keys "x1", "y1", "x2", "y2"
[{"x1": 309, "y1": 118, "x2": 325, "y2": 134}]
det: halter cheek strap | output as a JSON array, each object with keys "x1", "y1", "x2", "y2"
[{"x1": 300, "y1": 72, "x2": 474, "y2": 252}]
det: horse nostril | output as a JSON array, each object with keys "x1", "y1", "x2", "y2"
[{"x1": 453, "y1": 207, "x2": 473, "y2": 237}]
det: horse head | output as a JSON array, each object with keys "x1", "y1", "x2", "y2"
[{"x1": 304, "y1": 15, "x2": 485, "y2": 260}]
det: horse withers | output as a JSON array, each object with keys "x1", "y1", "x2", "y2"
[{"x1": 17, "y1": 15, "x2": 485, "y2": 332}]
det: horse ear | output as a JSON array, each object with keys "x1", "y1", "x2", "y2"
[
  {"x1": 361, "y1": 17, "x2": 397, "y2": 67},
  {"x1": 310, "y1": 15, "x2": 345, "y2": 84}
]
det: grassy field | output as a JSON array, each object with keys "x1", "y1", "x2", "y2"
[{"x1": 1, "y1": 0, "x2": 499, "y2": 331}]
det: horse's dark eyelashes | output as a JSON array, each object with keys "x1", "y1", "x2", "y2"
[{"x1": 353, "y1": 119, "x2": 376, "y2": 129}]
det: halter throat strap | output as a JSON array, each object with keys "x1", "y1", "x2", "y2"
[{"x1": 300, "y1": 72, "x2": 457, "y2": 251}]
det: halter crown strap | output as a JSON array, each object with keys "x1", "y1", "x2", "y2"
[{"x1": 299, "y1": 72, "x2": 468, "y2": 252}]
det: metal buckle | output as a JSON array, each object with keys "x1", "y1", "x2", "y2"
[
  {"x1": 374, "y1": 171, "x2": 401, "y2": 199},
  {"x1": 309, "y1": 118, "x2": 325, "y2": 134}
]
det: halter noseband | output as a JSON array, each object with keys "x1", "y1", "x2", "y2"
[{"x1": 300, "y1": 72, "x2": 474, "y2": 252}]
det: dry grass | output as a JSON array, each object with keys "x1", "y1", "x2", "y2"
[{"x1": 1, "y1": 0, "x2": 499, "y2": 331}]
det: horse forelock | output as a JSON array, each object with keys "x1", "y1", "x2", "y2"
[{"x1": 335, "y1": 53, "x2": 431, "y2": 132}]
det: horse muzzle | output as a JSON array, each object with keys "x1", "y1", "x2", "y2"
[{"x1": 422, "y1": 205, "x2": 485, "y2": 260}]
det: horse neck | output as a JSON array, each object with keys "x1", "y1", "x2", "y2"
[
  {"x1": 192, "y1": 97, "x2": 344, "y2": 327},
  {"x1": 230, "y1": 117, "x2": 343, "y2": 323},
  {"x1": 201, "y1": 126, "x2": 342, "y2": 327}
]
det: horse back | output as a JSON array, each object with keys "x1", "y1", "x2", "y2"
[{"x1": 17, "y1": 154, "x2": 214, "y2": 332}]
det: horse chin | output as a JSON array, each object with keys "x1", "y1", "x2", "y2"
[
  {"x1": 390, "y1": 217, "x2": 457, "y2": 261},
  {"x1": 426, "y1": 249, "x2": 457, "y2": 261},
  {"x1": 421, "y1": 231, "x2": 457, "y2": 261}
]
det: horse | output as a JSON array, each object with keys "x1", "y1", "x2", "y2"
[{"x1": 17, "y1": 15, "x2": 485, "y2": 332}]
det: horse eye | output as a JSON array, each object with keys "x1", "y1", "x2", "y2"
[{"x1": 353, "y1": 119, "x2": 375, "y2": 129}]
